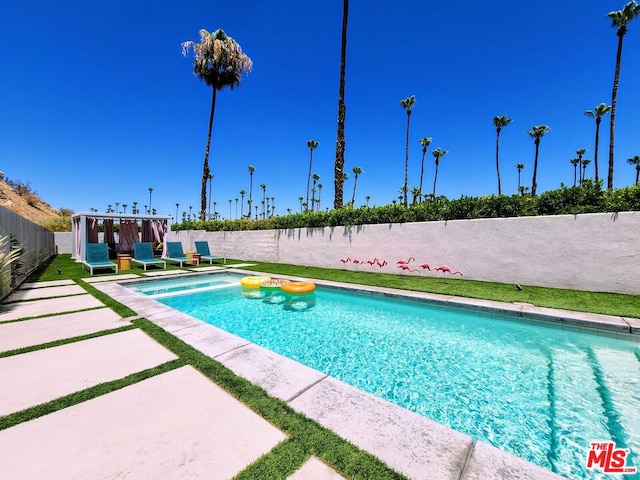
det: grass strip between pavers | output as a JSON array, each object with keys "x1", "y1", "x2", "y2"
[
  {"x1": 0, "y1": 358, "x2": 186, "y2": 431},
  {"x1": 133, "y1": 318, "x2": 408, "y2": 480},
  {"x1": 0, "y1": 324, "x2": 137, "y2": 359}
]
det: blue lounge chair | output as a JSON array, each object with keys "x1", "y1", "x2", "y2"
[
  {"x1": 162, "y1": 242, "x2": 199, "y2": 267},
  {"x1": 132, "y1": 242, "x2": 166, "y2": 271},
  {"x1": 82, "y1": 243, "x2": 118, "y2": 275},
  {"x1": 195, "y1": 241, "x2": 226, "y2": 265}
]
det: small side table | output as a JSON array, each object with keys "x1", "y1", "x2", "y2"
[{"x1": 117, "y1": 254, "x2": 132, "y2": 271}]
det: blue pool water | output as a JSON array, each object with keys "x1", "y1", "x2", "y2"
[{"x1": 128, "y1": 273, "x2": 640, "y2": 479}]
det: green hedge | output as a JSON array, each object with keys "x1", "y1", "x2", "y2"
[{"x1": 173, "y1": 181, "x2": 640, "y2": 232}]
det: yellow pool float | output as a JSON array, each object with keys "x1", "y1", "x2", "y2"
[
  {"x1": 240, "y1": 276, "x2": 271, "y2": 288},
  {"x1": 259, "y1": 278, "x2": 292, "y2": 290}
]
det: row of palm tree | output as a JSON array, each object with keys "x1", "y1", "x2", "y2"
[{"x1": 181, "y1": 2, "x2": 638, "y2": 220}]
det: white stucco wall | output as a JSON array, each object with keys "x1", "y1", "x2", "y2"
[{"x1": 56, "y1": 212, "x2": 640, "y2": 294}]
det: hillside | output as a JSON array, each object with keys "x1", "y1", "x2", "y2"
[{"x1": 0, "y1": 177, "x2": 64, "y2": 225}]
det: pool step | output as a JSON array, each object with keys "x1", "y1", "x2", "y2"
[
  {"x1": 147, "y1": 282, "x2": 239, "y2": 299},
  {"x1": 590, "y1": 347, "x2": 640, "y2": 468},
  {"x1": 548, "y1": 348, "x2": 612, "y2": 479}
]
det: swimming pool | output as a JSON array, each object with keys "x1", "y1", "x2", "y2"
[{"x1": 127, "y1": 273, "x2": 640, "y2": 479}]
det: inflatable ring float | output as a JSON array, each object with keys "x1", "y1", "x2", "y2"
[
  {"x1": 240, "y1": 276, "x2": 271, "y2": 288},
  {"x1": 259, "y1": 278, "x2": 292, "y2": 291},
  {"x1": 281, "y1": 281, "x2": 316, "y2": 295}
]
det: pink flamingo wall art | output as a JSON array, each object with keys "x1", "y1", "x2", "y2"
[
  {"x1": 435, "y1": 265, "x2": 463, "y2": 276},
  {"x1": 397, "y1": 256, "x2": 415, "y2": 265},
  {"x1": 419, "y1": 262, "x2": 432, "y2": 271},
  {"x1": 340, "y1": 257, "x2": 351, "y2": 264},
  {"x1": 366, "y1": 258, "x2": 378, "y2": 266},
  {"x1": 352, "y1": 258, "x2": 364, "y2": 265},
  {"x1": 397, "y1": 264, "x2": 419, "y2": 273},
  {"x1": 376, "y1": 259, "x2": 388, "y2": 268}
]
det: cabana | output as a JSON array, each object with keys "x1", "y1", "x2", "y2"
[{"x1": 71, "y1": 212, "x2": 172, "y2": 263}]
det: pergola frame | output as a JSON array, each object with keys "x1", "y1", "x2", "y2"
[{"x1": 71, "y1": 211, "x2": 172, "y2": 262}]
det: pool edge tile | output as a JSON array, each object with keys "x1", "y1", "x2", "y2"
[
  {"x1": 462, "y1": 441, "x2": 565, "y2": 480},
  {"x1": 289, "y1": 376, "x2": 473, "y2": 480}
]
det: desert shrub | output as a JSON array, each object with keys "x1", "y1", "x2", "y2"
[{"x1": 39, "y1": 216, "x2": 72, "y2": 232}]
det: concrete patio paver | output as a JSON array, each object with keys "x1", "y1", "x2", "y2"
[
  {"x1": 141, "y1": 269, "x2": 191, "y2": 277},
  {"x1": 0, "y1": 294, "x2": 104, "y2": 322},
  {"x1": 6, "y1": 284, "x2": 87, "y2": 302},
  {"x1": 0, "y1": 329, "x2": 177, "y2": 416},
  {"x1": 0, "y1": 308, "x2": 127, "y2": 352},
  {"x1": 82, "y1": 273, "x2": 139, "y2": 283},
  {"x1": 288, "y1": 456, "x2": 345, "y2": 479},
  {"x1": 21, "y1": 279, "x2": 75, "y2": 288},
  {"x1": 0, "y1": 366, "x2": 287, "y2": 479}
]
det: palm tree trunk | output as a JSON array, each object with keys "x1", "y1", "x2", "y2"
[
  {"x1": 636, "y1": 167, "x2": 639, "y2": 185},
  {"x1": 403, "y1": 112, "x2": 411, "y2": 207},
  {"x1": 594, "y1": 117, "x2": 601, "y2": 183},
  {"x1": 306, "y1": 151, "x2": 313, "y2": 212},
  {"x1": 495, "y1": 128, "x2": 502, "y2": 195},
  {"x1": 419, "y1": 150, "x2": 426, "y2": 201},
  {"x1": 334, "y1": 0, "x2": 348, "y2": 210},
  {"x1": 432, "y1": 163, "x2": 439, "y2": 199},
  {"x1": 201, "y1": 88, "x2": 217, "y2": 221},
  {"x1": 352, "y1": 176, "x2": 357, "y2": 205},
  {"x1": 573, "y1": 165, "x2": 577, "y2": 187},
  {"x1": 531, "y1": 140, "x2": 540, "y2": 196},
  {"x1": 608, "y1": 29, "x2": 625, "y2": 190}
]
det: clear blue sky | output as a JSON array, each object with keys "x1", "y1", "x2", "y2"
[{"x1": 1, "y1": 0, "x2": 639, "y2": 220}]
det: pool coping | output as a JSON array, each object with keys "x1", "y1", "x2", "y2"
[{"x1": 92, "y1": 269, "x2": 638, "y2": 479}]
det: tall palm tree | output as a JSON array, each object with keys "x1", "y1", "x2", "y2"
[
  {"x1": 239, "y1": 190, "x2": 246, "y2": 218},
  {"x1": 493, "y1": 115, "x2": 512, "y2": 195},
  {"x1": 235, "y1": 198, "x2": 238, "y2": 219},
  {"x1": 526, "y1": 125, "x2": 551, "y2": 196},
  {"x1": 607, "y1": 1, "x2": 640, "y2": 190},
  {"x1": 175, "y1": 203, "x2": 179, "y2": 221},
  {"x1": 148, "y1": 187, "x2": 153, "y2": 213},
  {"x1": 298, "y1": 196, "x2": 304, "y2": 213},
  {"x1": 431, "y1": 147, "x2": 448, "y2": 199},
  {"x1": 317, "y1": 183, "x2": 323, "y2": 210},
  {"x1": 576, "y1": 148, "x2": 587, "y2": 185},
  {"x1": 260, "y1": 183, "x2": 267, "y2": 218},
  {"x1": 410, "y1": 186, "x2": 420, "y2": 205},
  {"x1": 334, "y1": 0, "x2": 349, "y2": 210},
  {"x1": 584, "y1": 103, "x2": 611, "y2": 184},
  {"x1": 581, "y1": 158, "x2": 592, "y2": 183},
  {"x1": 351, "y1": 166, "x2": 362, "y2": 206},
  {"x1": 182, "y1": 29, "x2": 253, "y2": 221},
  {"x1": 306, "y1": 139, "x2": 319, "y2": 212},
  {"x1": 247, "y1": 165, "x2": 255, "y2": 214},
  {"x1": 365, "y1": 195, "x2": 370, "y2": 207},
  {"x1": 627, "y1": 155, "x2": 640, "y2": 185},
  {"x1": 418, "y1": 137, "x2": 432, "y2": 201},
  {"x1": 400, "y1": 95, "x2": 416, "y2": 207},
  {"x1": 570, "y1": 158, "x2": 580, "y2": 186},
  {"x1": 516, "y1": 163, "x2": 525, "y2": 193},
  {"x1": 311, "y1": 174, "x2": 320, "y2": 212}
]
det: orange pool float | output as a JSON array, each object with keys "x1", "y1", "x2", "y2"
[{"x1": 280, "y1": 281, "x2": 316, "y2": 295}]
